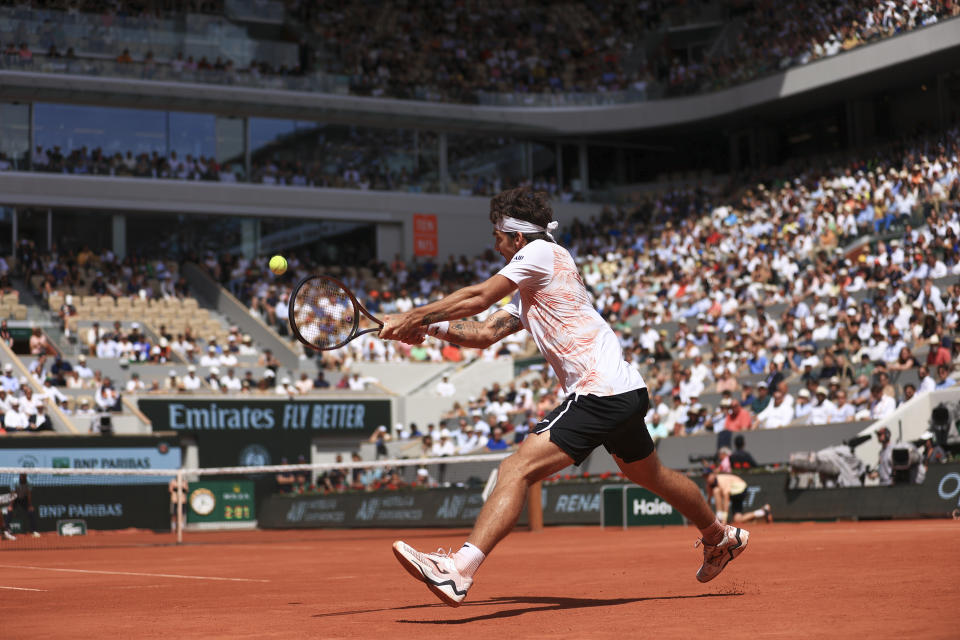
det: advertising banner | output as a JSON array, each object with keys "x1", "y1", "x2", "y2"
[
  {"x1": 413, "y1": 213, "x2": 438, "y2": 257},
  {"x1": 601, "y1": 485, "x2": 684, "y2": 527},
  {"x1": 260, "y1": 488, "x2": 489, "y2": 529},
  {"x1": 0, "y1": 447, "x2": 181, "y2": 484},
  {"x1": 542, "y1": 483, "x2": 603, "y2": 524},
  {"x1": 259, "y1": 462, "x2": 960, "y2": 530},
  {"x1": 138, "y1": 398, "x2": 390, "y2": 467},
  {"x1": 187, "y1": 480, "x2": 256, "y2": 524},
  {"x1": 261, "y1": 484, "x2": 610, "y2": 529},
  {"x1": 4, "y1": 484, "x2": 169, "y2": 533}
]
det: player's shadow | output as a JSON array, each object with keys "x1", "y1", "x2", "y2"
[{"x1": 393, "y1": 592, "x2": 743, "y2": 624}]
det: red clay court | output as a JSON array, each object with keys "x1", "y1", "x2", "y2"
[{"x1": 2, "y1": 520, "x2": 957, "y2": 639}]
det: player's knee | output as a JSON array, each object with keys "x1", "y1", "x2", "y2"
[
  {"x1": 498, "y1": 455, "x2": 536, "y2": 486},
  {"x1": 624, "y1": 456, "x2": 664, "y2": 487}
]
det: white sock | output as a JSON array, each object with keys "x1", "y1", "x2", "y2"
[
  {"x1": 453, "y1": 542, "x2": 485, "y2": 578},
  {"x1": 753, "y1": 509, "x2": 766, "y2": 518}
]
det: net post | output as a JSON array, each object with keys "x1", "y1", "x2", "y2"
[
  {"x1": 176, "y1": 469, "x2": 184, "y2": 545},
  {"x1": 527, "y1": 480, "x2": 543, "y2": 532}
]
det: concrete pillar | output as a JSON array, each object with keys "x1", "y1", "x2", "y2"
[
  {"x1": 439, "y1": 132, "x2": 449, "y2": 194},
  {"x1": 578, "y1": 142, "x2": 589, "y2": 197},
  {"x1": 112, "y1": 213, "x2": 126, "y2": 260},
  {"x1": 376, "y1": 223, "x2": 403, "y2": 263},
  {"x1": 241, "y1": 217, "x2": 259, "y2": 259},
  {"x1": 11, "y1": 207, "x2": 17, "y2": 258},
  {"x1": 555, "y1": 142, "x2": 563, "y2": 190}
]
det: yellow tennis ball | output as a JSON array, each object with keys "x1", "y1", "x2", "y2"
[{"x1": 269, "y1": 255, "x2": 287, "y2": 275}]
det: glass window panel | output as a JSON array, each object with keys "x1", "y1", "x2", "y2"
[
  {"x1": 0, "y1": 103, "x2": 30, "y2": 170},
  {"x1": 126, "y1": 212, "x2": 244, "y2": 259},
  {"x1": 249, "y1": 118, "x2": 437, "y2": 192},
  {"x1": 34, "y1": 103, "x2": 166, "y2": 158},
  {"x1": 259, "y1": 218, "x2": 375, "y2": 266},
  {"x1": 216, "y1": 116, "x2": 246, "y2": 180},
  {"x1": 530, "y1": 141, "x2": 559, "y2": 196},
  {"x1": 447, "y1": 134, "x2": 527, "y2": 197},
  {"x1": 169, "y1": 112, "x2": 216, "y2": 160},
  {"x1": 52, "y1": 210, "x2": 112, "y2": 254}
]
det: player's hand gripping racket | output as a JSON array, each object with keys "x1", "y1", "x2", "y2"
[{"x1": 288, "y1": 275, "x2": 383, "y2": 351}]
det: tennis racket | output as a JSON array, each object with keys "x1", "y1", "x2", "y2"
[{"x1": 288, "y1": 275, "x2": 383, "y2": 351}]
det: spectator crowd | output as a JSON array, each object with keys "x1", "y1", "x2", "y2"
[{"x1": 2, "y1": 0, "x2": 958, "y2": 104}]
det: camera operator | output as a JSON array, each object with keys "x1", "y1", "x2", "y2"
[{"x1": 869, "y1": 427, "x2": 894, "y2": 486}]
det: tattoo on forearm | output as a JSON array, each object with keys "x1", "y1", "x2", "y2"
[
  {"x1": 422, "y1": 312, "x2": 447, "y2": 326},
  {"x1": 450, "y1": 322, "x2": 480, "y2": 337},
  {"x1": 491, "y1": 314, "x2": 521, "y2": 337}
]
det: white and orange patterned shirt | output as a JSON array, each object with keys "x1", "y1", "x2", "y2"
[{"x1": 498, "y1": 240, "x2": 646, "y2": 397}]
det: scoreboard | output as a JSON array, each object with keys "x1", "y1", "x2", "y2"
[{"x1": 187, "y1": 481, "x2": 256, "y2": 525}]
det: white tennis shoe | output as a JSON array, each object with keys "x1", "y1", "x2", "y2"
[
  {"x1": 392, "y1": 541, "x2": 472, "y2": 607},
  {"x1": 696, "y1": 525, "x2": 749, "y2": 583},
  {"x1": 2, "y1": 530, "x2": 16, "y2": 541}
]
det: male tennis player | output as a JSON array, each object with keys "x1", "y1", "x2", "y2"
[
  {"x1": 380, "y1": 188, "x2": 749, "y2": 607},
  {"x1": 703, "y1": 468, "x2": 772, "y2": 525}
]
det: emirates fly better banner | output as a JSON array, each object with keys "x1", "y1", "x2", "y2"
[{"x1": 138, "y1": 398, "x2": 390, "y2": 468}]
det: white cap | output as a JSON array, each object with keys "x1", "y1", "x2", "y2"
[
  {"x1": 168, "y1": 369, "x2": 177, "y2": 376},
  {"x1": 210, "y1": 366, "x2": 220, "y2": 375},
  {"x1": 187, "y1": 365, "x2": 196, "y2": 373},
  {"x1": 920, "y1": 431, "x2": 935, "y2": 440}
]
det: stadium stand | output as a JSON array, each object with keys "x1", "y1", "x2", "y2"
[
  {"x1": 1, "y1": 1, "x2": 958, "y2": 105},
  {"x1": 0, "y1": 0, "x2": 957, "y2": 489},
  {"x1": 5, "y1": 120, "x2": 955, "y2": 461}
]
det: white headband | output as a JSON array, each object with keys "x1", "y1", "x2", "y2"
[{"x1": 495, "y1": 216, "x2": 559, "y2": 241}]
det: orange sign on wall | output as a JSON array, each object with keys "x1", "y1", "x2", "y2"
[{"x1": 413, "y1": 213, "x2": 438, "y2": 257}]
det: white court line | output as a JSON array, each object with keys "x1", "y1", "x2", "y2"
[
  {"x1": 0, "y1": 564, "x2": 268, "y2": 583},
  {"x1": 0, "y1": 585, "x2": 46, "y2": 592}
]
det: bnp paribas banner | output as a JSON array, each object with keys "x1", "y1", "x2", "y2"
[{"x1": 138, "y1": 398, "x2": 390, "y2": 468}]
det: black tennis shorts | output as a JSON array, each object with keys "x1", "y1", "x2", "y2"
[
  {"x1": 729, "y1": 492, "x2": 745, "y2": 516},
  {"x1": 535, "y1": 387, "x2": 652, "y2": 466}
]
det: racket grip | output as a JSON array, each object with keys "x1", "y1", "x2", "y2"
[{"x1": 427, "y1": 321, "x2": 450, "y2": 339}]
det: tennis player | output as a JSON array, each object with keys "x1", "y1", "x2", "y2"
[
  {"x1": 381, "y1": 188, "x2": 749, "y2": 607},
  {"x1": 703, "y1": 469, "x2": 773, "y2": 525}
]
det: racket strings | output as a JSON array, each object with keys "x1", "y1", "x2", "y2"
[{"x1": 292, "y1": 278, "x2": 357, "y2": 349}]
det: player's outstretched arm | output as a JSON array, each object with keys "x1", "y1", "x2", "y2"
[
  {"x1": 435, "y1": 310, "x2": 523, "y2": 349},
  {"x1": 381, "y1": 275, "x2": 516, "y2": 343}
]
